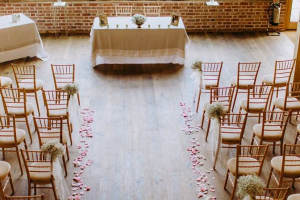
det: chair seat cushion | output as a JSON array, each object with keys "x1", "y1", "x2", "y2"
[
  {"x1": 203, "y1": 76, "x2": 218, "y2": 89},
  {"x1": 221, "y1": 126, "x2": 241, "y2": 143},
  {"x1": 273, "y1": 97, "x2": 300, "y2": 111},
  {"x1": 40, "y1": 130, "x2": 68, "y2": 145},
  {"x1": 230, "y1": 76, "x2": 255, "y2": 89},
  {"x1": 7, "y1": 102, "x2": 34, "y2": 116},
  {"x1": 29, "y1": 162, "x2": 52, "y2": 182},
  {"x1": 287, "y1": 194, "x2": 300, "y2": 200},
  {"x1": 0, "y1": 161, "x2": 11, "y2": 180},
  {"x1": 227, "y1": 157, "x2": 260, "y2": 176},
  {"x1": 0, "y1": 128, "x2": 26, "y2": 147},
  {"x1": 253, "y1": 123, "x2": 283, "y2": 140},
  {"x1": 262, "y1": 74, "x2": 288, "y2": 87},
  {"x1": 19, "y1": 79, "x2": 43, "y2": 90},
  {"x1": 240, "y1": 98, "x2": 266, "y2": 112},
  {"x1": 204, "y1": 102, "x2": 230, "y2": 113},
  {"x1": 0, "y1": 77, "x2": 12, "y2": 88},
  {"x1": 271, "y1": 156, "x2": 300, "y2": 178},
  {"x1": 48, "y1": 107, "x2": 67, "y2": 117}
]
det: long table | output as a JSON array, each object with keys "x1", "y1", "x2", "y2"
[
  {"x1": 90, "y1": 17, "x2": 189, "y2": 67},
  {"x1": 0, "y1": 14, "x2": 49, "y2": 63}
]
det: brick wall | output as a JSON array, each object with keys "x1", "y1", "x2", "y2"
[{"x1": 0, "y1": 1, "x2": 286, "y2": 33}]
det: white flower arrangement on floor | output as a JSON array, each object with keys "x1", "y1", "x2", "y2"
[
  {"x1": 132, "y1": 14, "x2": 147, "y2": 25},
  {"x1": 192, "y1": 60, "x2": 202, "y2": 71},
  {"x1": 63, "y1": 83, "x2": 79, "y2": 96},
  {"x1": 237, "y1": 174, "x2": 265, "y2": 199},
  {"x1": 41, "y1": 140, "x2": 65, "y2": 160},
  {"x1": 207, "y1": 103, "x2": 225, "y2": 119}
]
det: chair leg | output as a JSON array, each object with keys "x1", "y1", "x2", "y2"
[
  {"x1": 66, "y1": 117, "x2": 72, "y2": 145},
  {"x1": 34, "y1": 91, "x2": 41, "y2": 116},
  {"x1": 8, "y1": 172, "x2": 14, "y2": 195},
  {"x1": 62, "y1": 155, "x2": 68, "y2": 177},
  {"x1": 205, "y1": 119, "x2": 211, "y2": 141},
  {"x1": 2, "y1": 148, "x2": 5, "y2": 159},
  {"x1": 266, "y1": 167, "x2": 273, "y2": 188},
  {"x1": 51, "y1": 179, "x2": 59, "y2": 200},
  {"x1": 224, "y1": 169, "x2": 229, "y2": 190},
  {"x1": 230, "y1": 176, "x2": 238, "y2": 200},
  {"x1": 272, "y1": 142, "x2": 276, "y2": 154},
  {"x1": 231, "y1": 88, "x2": 238, "y2": 112},
  {"x1": 292, "y1": 178, "x2": 296, "y2": 188},
  {"x1": 25, "y1": 116, "x2": 33, "y2": 143},
  {"x1": 34, "y1": 184, "x2": 37, "y2": 195},
  {"x1": 258, "y1": 113, "x2": 261, "y2": 124},
  {"x1": 0, "y1": 181, "x2": 5, "y2": 200},
  {"x1": 268, "y1": 88, "x2": 274, "y2": 111},
  {"x1": 66, "y1": 145, "x2": 70, "y2": 161},
  {"x1": 77, "y1": 93, "x2": 81, "y2": 105},
  {"x1": 15, "y1": 145, "x2": 23, "y2": 176},
  {"x1": 196, "y1": 87, "x2": 202, "y2": 113},
  {"x1": 213, "y1": 133, "x2": 221, "y2": 170},
  {"x1": 28, "y1": 182, "x2": 31, "y2": 196},
  {"x1": 200, "y1": 110, "x2": 206, "y2": 129}
]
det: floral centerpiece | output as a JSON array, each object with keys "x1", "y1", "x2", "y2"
[
  {"x1": 62, "y1": 83, "x2": 79, "y2": 96},
  {"x1": 41, "y1": 140, "x2": 65, "y2": 160},
  {"x1": 237, "y1": 174, "x2": 265, "y2": 200},
  {"x1": 132, "y1": 14, "x2": 147, "y2": 28}
]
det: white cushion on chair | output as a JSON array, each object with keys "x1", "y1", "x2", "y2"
[
  {"x1": 19, "y1": 79, "x2": 43, "y2": 90},
  {"x1": 40, "y1": 130, "x2": 68, "y2": 144},
  {"x1": 287, "y1": 194, "x2": 300, "y2": 200},
  {"x1": 227, "y1": 157, "x2": 260, "y2": 176},
  {"x1": 262, "y1": 74, "x2": 288, "y2": 87},
  {"x1": 7, "y1": 102, "x2": 34, "y2": 115},
  {"x1": 240, "y1": 98, "x2": 266, "y2": 112},
  {"x1": 0, "y1": 77, "x2": 12, "y2": 87},
  {"x1": 271, "y1": 156, "x2": 300, "y2": 178},
  {"x1": 230, "y1": 76, "x2": 255, "y2": 89},
  {"x1": 221, "y1": 126, "x2": 241, "y2": 143},
  {"x1": 253, "y1": 123, "x2": 283, "y2": 140},
  {"x1": 48, "y1": 107, "x2": 67, "y2": 117},
  {"x1": 0, "y1": 161, "x2": 11, "y2": 180},
  {"x1": 0, "y1": 128, "x2": 26, "y2": 147},
  {"x1": 29, "y1": 162, "x2": 52, "y2": 182},
  {"x1": 273, "y1": 97, "x2": 300, "y2": 110}
]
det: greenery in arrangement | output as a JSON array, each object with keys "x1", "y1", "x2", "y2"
[
  {"x1": 132, "y1": 14, "x2": 147, "y2": 25},
  {"x1": 207, "y1": 103, "x2": 225, "y2": 119},
  {"x1": 191, "y1": 60, "x2": 202, "y2": 71},
  {"x1": 236, "y1": 174, "x2": 265, "y2": 199},
  {"x1": 41, "y1": 140, "x2": 65, "y2": 160},
  {"x1": 62, "y1": 83, "x2": 79, "y2": 96}
]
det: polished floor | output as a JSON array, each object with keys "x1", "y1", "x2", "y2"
[{"x1": 0, "y1": 31, "x2": 299, "y2": 200}]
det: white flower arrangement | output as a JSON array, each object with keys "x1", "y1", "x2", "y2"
[
  {"x1": 132, "y1": 14, "x2": 147, "y2": 25},
  {"x1": 207, "y1": 103, "x2": 225, "y2": 119},
  {"x1": 41, "y1": 140, "x2": 65, "y2": 161},
  {"x1": 237, "y1": 174, "x2": 265, "y2": 199},
  {"x1": 192, "y1": 60, "x2": 202, "y2": 71},
  {"x1": 62, "y1": 83, "x2": 79, "y2": 96}
]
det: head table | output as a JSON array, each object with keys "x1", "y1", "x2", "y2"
[
  {"x1": 90, "y1": 17, "x2": 190, "y2": 67},
  {"x1": 0, "y1": 14, "x2": 48, "y2": 63}
]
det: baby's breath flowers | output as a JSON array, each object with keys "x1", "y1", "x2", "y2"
[
  {"x1": 62, "y1": 83, "x2": 79, "y2": 96},
  {"x1": 191, "y1": 60, "x2": 202, "y2": 71},
  {"x1": 41, "y1": 140, "x2": 65, "y2": 161},
  {"x1": 237, "y1": 174, "x2": 265, "y2": 199},
  {"x1": 207, "y1": 103, "x2": 225, "y2": 119}
]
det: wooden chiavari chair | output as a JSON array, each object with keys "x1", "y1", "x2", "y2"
[
  {"x1": 200, "y1": 86, "x2": 235, "y2": 141},
  {"x1": 224, "y1": 145, "x2": 269, "y2": 200},
  {"x1": 295, "y1": 125, "x2": 300, "y2": 145},
  {"x1": 21, "y1": 150, "x2": 58, "y2": 200},
  {"x1": 287, "y1": 194, "x2": 300, "y2": 200},
  {"x1": 5, "y1": 194, "x2": 44, "y2": 200},
  {"x1": 34, "y1": 117, "x2": 69, "y2": 176},
  {"x1": 12, "y1": 64, "x2": 43, "y2": 116},
  {"x1": 115, "y1": 5, "x2": 133, "y2": 16},
  {"x1": 239, "y1": 84, "x2": 273, "y2": 123},
  {"x1": 51, "y1": 64, "x2": 80, "y2": 105},
  {"x1": 195, "y1": 62, "x2": 223, "y2": 113},
  {"x1": 255, "y1": 187, "x2": 289, "y2": 200},
  {"x1": 262, "y1": 59, "x2": 296, "y2": 110},
  {"x1": 272, "y1": 82, "x2": 300, "y2": 119},
  {"x1": 143, "y1": 6, "x2": 161, "y2": 17},
  {"x1": 0, "y1": 77, "x2": 12, "y2": 88},
  {"x1": 0, "y1": 161, "x2": 14, "y2": 199},
  {"x1": 0, "y1": 115, "x2": 28, "y2": 175},
  {"x1": 213, "y1": 113, "x2": 248, "y2": 169},
  {"x1": 0, "y1": 88, "x2": 35, "y2": 143},
  {"x1": 267, "y1": 144, "x2": 300, "y2": 188},
  {"x1": 42, "y1": 90, "x2": 72, "y2": 145},
  {"x1": 231, "y1": 62, "x2": 261, "y2": 112},
  {"x1": 251, "y1": 111, "x2": 291, "y2": 155}
]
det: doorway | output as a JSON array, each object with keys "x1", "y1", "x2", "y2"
[{"x1": 286, "y1": 0, "x2": 300, "y2": 29}]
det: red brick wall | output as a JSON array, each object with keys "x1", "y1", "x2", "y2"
[{"x1": 0, "y1": 1, "x2": 286, "y2": 33}]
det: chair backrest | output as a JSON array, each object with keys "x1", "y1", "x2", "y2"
[
  {"x1": 202, "y1": 62, "x2": 223, "y2": 88},
  {"x1": 236, "y1": 145, "x2": 268, "y2": 176},
  {"x1": 0, "y1": 115, "x2": 18, "y2": 147},
  {"x1": 42, "y1": 90, "x2": 69, "y2": 117},
  {"x1": 5, "y1": 194, "x2": 44, "y2": 200},
  {"x1": 255, "y1": 187, "x2": 289, "y2": 200},
  {"x1": 221, "y1": 113, "x2": 248, "y2": 145},
  {"x1": 237, "y1": 62, "x2": 261, "y2": 87},
  {"x1": 12, "y1": 64, "x2": 36, "y2": 90},
  {"x1": 260, "y1": 110, "x2": 291, "y2": 140},
  {"x1": 273, "y1": 59, "x2": 296, "y2": 85},
  {"x1": 143, "y1": 6, "x2": 161, "y2": 17},
  {"x1": 33, "y1": 117, "x2": 63, "y2": 147},
  {"x1": 51, "y1": 64, "x2": 75, "y2": 90},
  {"x1": 246, "y1": 85, "x2": 273, "y2": 111},
  {"x1": 281, "y1": 144, "x2": 300, "y2": 175},
  {"x1": 209, "y1": 86, "x2": 235, "y2": 113},
  {"x1": 283, "y1": 82, "x2": 300, "y2": 110},
  {"x1": 115, "y1": 5, "x2": 133, "y2": 16},
  {"x1": 0, "y1": 88, "x2": 27, "y2": 116}
]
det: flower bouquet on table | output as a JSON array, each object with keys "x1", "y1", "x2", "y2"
[
  {"x1": 237, "y1": 174, "x2": 265, "y2": 200},
  {"x1": 132, "y1": 14, "x2": 147, "y2": 28}
]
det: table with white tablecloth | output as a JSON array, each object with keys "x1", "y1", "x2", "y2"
[
  {"x1": 90, "y1": 17, "x2": 189, "y2": 67},
  {"x1": 0, "y1": 14, "x2": 49, "y2": 63}
]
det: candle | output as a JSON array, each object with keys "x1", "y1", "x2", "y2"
[
  {"x1": 116, "y1": 24, "x2": 119, "y2": 28},
  {"x1": 126, "y1": 24, "x2": 128, "y2": 28},
  {"x1": 148, "y1": 24, "x2": 150, "y2": 28},
  {"x1": 158, "y1": 25, "x2": 160, "y2": 28}
]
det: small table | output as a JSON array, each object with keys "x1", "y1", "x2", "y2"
[
  {"x1": 0, "y1": 14, "x2": 49, "y2": 63},
  {"x1": 90, "y1": 17, "x2": 190, "y2": 67}
]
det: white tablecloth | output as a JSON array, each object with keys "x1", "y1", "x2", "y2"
[
  {"x1": 0, "y1": 14, "x2": 49, "y2": 63},
  {"x1": 90, "y1": 17, "x2": 189, "y2": 67}
]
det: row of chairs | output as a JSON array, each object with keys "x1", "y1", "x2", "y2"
[{"x1": 115, "y1": 5, "x2": 161, "y2": 17}]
